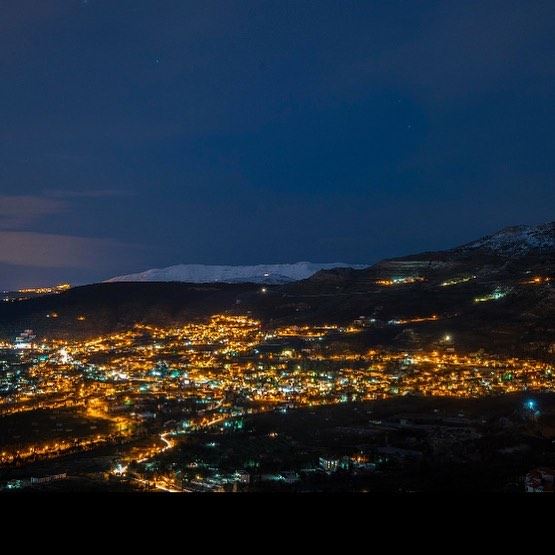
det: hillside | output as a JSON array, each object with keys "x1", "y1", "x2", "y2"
[{"x1": 1, "y1": 222, "x2": 553, "y2": 357}]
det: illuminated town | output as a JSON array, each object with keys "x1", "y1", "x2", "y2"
[
  {"x1": 1, "y1": 313, "x2": 554, "y2": 492},
  {"x1": 2, "y1": 284, "x2": 72, "y2": 303},
  {"x1": 1, "y1": 1, "x2": 555, "y2": 496}
]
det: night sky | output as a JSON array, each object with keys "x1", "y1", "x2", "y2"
[{"x1": 1, "y1": 1, "x2": 554, "y2": 289}]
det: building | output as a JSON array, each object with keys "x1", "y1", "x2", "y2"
[
  {"x1": 525, "y1": 468, "x2": 555, "y2": 492},
  {"x1": 236, "y1": 472, "x2": 251, "y2": 484},
  {"x1": 14, "y1": 329, "x2": 36, "y2": 350},
  {"x1": 339, "y1": 456, "x2": 351, "y2": 470},
  {"x1": 319, "y1": 456, "x2": 340, "y2": 473}
]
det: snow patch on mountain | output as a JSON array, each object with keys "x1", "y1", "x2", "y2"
[
  {"x1": 457, "y1": 222, "x2": 555, "y2": 257},
  {"x1": 106, "y1": 262, "x2": 368, "y2": 284}
]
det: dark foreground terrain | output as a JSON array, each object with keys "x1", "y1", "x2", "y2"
[{"x1": 3, "y1": 393, "x2": 554, "y2": 493}]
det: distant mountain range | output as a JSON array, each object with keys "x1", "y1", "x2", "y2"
[
  {"x1": 107, "y1": 262, "x2": 368, "y2": 284},
  {"x1": 106, "y1": 222, "x2": 555, "y2": 285},
  {"x1": 1, "y1": 221, "x2": 553, "y2": 356}
]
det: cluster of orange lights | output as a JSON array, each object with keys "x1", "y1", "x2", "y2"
[
  {"x1": 375, "y1": 277, "x2": 426, "y2": 286},
  {"x1": 523, "y1": 276, "x2": 551, "y2": 285},
  {"x1": 18, "y1": 283, "x2": 71, "y2": 295}
]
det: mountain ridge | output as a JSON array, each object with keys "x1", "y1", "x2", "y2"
[
  {"x1": 1, "y1": 220, "x2": 553, "y2": 357},
  {"x1": 455, "y1": 221, "x2": 555, "y2": 257},
  {"x1": 106, "y1": 261, "x2": 369, "y2": 284},
  {"x1": 106, "y1": 222, "x2": 554, "y2": 286}
]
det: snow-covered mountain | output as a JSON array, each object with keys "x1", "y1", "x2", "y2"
[
  {"x1": 456, "y1": 222, "x2": 555, "y2": 257},
  {"x1": 106, "y1": 262, "x2": 368, "y2": 284}
]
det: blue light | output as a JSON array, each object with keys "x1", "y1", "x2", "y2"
[{"x1": 526, "y1": 400, "x2": 536, "y2": 410}]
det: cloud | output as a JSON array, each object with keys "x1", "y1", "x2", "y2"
[
  {"x1": 44, "y1": 189, "x2": 134, "y2": 199},
  {"x1": 0, "y1": 195, "x2": 67, "y2": 230},
  {"x1": 0, "y1": 231, "x2": 136, "y2": 269},
  {"x1": 0, "y1": 191, "x2": 133, "y2": 232}
]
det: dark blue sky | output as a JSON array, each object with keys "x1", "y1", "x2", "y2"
[{"x1": 1, "y1": 0, "x2": 554, "y2": 288}]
